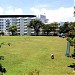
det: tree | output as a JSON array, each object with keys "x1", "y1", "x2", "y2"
[
  {"x1": 42, "y1": 22, "x2": 59, "y2": 36},
  {"x1": 50, "y1": 22, "x2": 59, "y2": 36},
  {"x1": 66, "y1": 22, "x2": 75, "y2": 38},
  {"x1": 0, "y1": 31, "x2": 4, "y2": 36},
  {"x1": 28, "y1": 19, "x2": 44, "y2": 36},
  {"x1": 65, "y1": 22, "x2": 75, "y2": 58},
  {"x1": 42, "y1": 24, "x2": 52, "y2": 35},
  {"x1": 8, "y1": 25, "x2": 17, "y2": 36},
  {"x1": 0, "y1": 63, "x2": 6, "y2": 75},
  {"x1": 59, "y1": 22, "x2": 70, "y2": 34}
]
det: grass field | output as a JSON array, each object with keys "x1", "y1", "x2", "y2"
[{"x1": 0, "y1": 36, "x2": 75, "y2": 75}]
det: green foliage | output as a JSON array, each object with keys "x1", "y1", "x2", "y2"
[
  {"x1": 0, "y1": 31, "x2": 4, "y2": 36},
  {"x1": 65, "y1": 22, "x2": 75, "y2": 57},
  {"x1": 50, "y1": 22, "x2": 59, "y2": 35},
  {"x1": 0, "y1": 42, "x2": 4, "y2": 48},
  {"x1": 0, "y1": 64, "x2": 6, "y2": 73},
  {"x1": 28, "y1": 20, "x2": 34, "y2": 28},
  {"x1": 8, "y1": 25, "x2": 17, "y2": 36},
  {"x1": 0, "y1": 63, "x2": 6, "y2": 74},
  {"x1": 42, "y1": 22, "x2": 59, "y2": 36},
  {"x1": 0, "y1": 45, "x2": 1, "y2": 48},
  {"x1": 28, "y1": 19, "x2": 44, "y2": 35},
  {"x1": 59, "y1": 22, "x2": 75, "y2": 38},
  {"x1": 42, "y1": 24, "x2": 51, "y2": 35},
  {"x1": 28, "y1": 69, "x2": 39, "y2": 75},
  {"x1": 66, "y1": 37, "x2": 74, "y2": 46},
  {"x1": 59, "y1": 22, "x2": 70, "y2": 33},
  {"x1": 67, "y1": 22, "x2": 75, "y2": 38}
]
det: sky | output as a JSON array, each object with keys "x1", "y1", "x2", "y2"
[{"x1": 0, "y1": 0, "x2": 74, "y2": 23}]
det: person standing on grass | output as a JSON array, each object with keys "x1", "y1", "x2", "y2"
[{"x1": 51, "y1": 53, "x2": 54, "y2": 59}]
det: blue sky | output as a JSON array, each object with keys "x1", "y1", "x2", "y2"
[
  {"x1": 0, "y1": 0, "x2": 73, "y2": 9},
  {"x1": 0, "y1": 0, "x2": 74, "y2": 22}
]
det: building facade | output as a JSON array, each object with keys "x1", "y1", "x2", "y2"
[
  {"x1": 0, "y1": 15, "x2": 36, "y2": 35},
  {"x1": 0, "y1": 15, "x2": 49, "y2": 36},
  {"x1": 39, "y1": 15, "x2": 49, "y2": 24}
]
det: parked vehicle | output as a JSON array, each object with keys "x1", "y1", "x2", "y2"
[{"x1": 58, "y1": 33, "x2": 65, "y2": 38}]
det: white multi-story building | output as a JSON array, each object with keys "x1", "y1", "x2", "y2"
[
  {"x1": 0, "y1": 15, "x2": 36, "y2": 35},
  {"x1": 17, "y1": 17, "x2": 36, "y2": 35},
  {"x1": 0, "y1": 15, "x2": 49, "y2": 36}
]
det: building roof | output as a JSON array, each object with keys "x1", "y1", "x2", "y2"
[{"x1": 0, "y1": 15, "x2": 36, "y2": 18}]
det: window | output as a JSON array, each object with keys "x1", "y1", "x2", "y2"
[
  {"x1": 17, "y1": 30, "x2": 20, "y2": 32},
  {"x1": 17, "y1": 27, "x2": 20, "y2": 29}
]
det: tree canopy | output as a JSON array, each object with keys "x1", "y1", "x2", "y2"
[
  {"x1": 8, "y1": 25, "x2": 17, "y2": 36},
  {"x1": 59, "y1": 22, "x2": 70, "y2": 34},
  {"x1": 64, "y1": 22, "x2": 75, "y2": 57},
  {"x1": 0, "y1": 31, "x2": 4, "y2": 36},
  {"x1": 42, "y1": 24, "x2": 52, "y2": 35},
  {"x1": 42, "y1": 22, "x2": 59, "y2": 36},
  {"x1": 28, "y1": 19, "x2": 44, "y2": 36},
  {"x1": 67, "y1": 22, "x2": 75, "y2": 38},
  {"x1": 50, "y1": 22, "x2": 59, "y2": 35}
]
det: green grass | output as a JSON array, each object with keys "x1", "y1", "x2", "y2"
[{"x1": 0, "y1": 36, "x2": 75, "y2": 75}]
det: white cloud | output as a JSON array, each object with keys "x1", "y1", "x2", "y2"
[
  {"x1": 0, "y1": 6, "x2": 74, "y2": 22},
  {"x1": 31, "y1": 8, "x2": 40, "y2": 15},
  {"x1": 0, "y1": 6, "x2": 23, "y2": 15},
  {"x1": 0, "y1": 7, "x2": 4, "y2": 15},
  {"x1": 31, "y1": 7, "x2": 74, "y2": 22},
  {"x1": 5, "y1": 7, "x2": 23, "y2": 15}
]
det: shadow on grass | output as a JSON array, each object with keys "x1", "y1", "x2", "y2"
[
  {"x1": 0, "y1": 56, "x2": 7, "y2": 74},
  {"x1": 68, "y1": 63, "x2": 75, "y2": 70},
  {"x1": 0, "y1": 56, "x2": 4, "y2": 60}
]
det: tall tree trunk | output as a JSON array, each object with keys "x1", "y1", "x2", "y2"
[
  {"x1": 47, "y1": 31, "x2": 49, "y2": 36},
  {"x1": 36, "y1": 31, "x2": 39, "y2": 36},
  {"x1": 35, "y1": 30, "x2": 39, "y2": 36},
  {"x1": 12, "y1": 31, "x2": 14, "y2": 36}
]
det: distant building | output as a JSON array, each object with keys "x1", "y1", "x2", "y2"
[
  {"x1": 60, "y1": 22, "x2": 64, "y2": 26},
  {"x1": 0, "y1": 14, "x2": 50, "y2": 36},
  {"x1": 0, "y1": 15, "x2": 36, "y2": 35},
  {"x1": 39, "y1": 15, "x2": 49, "y2": 24}
]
